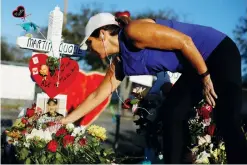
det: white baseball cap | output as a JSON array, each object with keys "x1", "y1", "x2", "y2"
[{"x1": 80, "y1": 13, "x2": 119, "y2": 50}]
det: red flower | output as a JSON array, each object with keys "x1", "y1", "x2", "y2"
[
  {"x1": 48, "y1": 122, "x2": 56, "y2": 127},
  {"x1": 47, "y1": 140, "x2": 58, "y2": 152},
  {"x1": 55, "y1": 127, "x2": 68, "y2": 137},
  {"x1": 202, "y1": 104, "x2": 213, "y2": 113},
  {"x1": 63, "y1": 135, "x2": 75, "y2": 147},
  {"x1": 26, "y1": 108, "x2": 35, "y2": 118},
  {"x1": 122, "y1": 98, "x2": 131, "y2": 109},
  {"x1": 206, "y1": 124, "x2": 216, "y2": 136},
  {"x1": 79, "y1": 138, "x2": 86, "y2": 146},
  {"x1": 21, "y1": 118, "x2": 28, "y2": 124},
  {"x1": 198, "y1": 104, "x2": 213, "y2": 119},
  {"x1": 21, "y1": 130, "x2": 27, "y2": 135}
]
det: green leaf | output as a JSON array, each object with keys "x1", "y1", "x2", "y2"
[
  {"x1": 99, "y1": 156, "x2": 106, "y2": 163},
  {"x1": 47, "y1": 153, "x2": 53, "y2": 159},
  {"x1": 104, "y1": 148, "x2": 114, "y2": 155},
  {"x1": 19, "y1": 148, "x2": 29, "y2": 160},
  {"x1": 24, "y1": 158, "x2": 31, "y2": 164},
  {"x1": 56, "y1": 152, "x2": 62, "y2": 159},
  {"x1": 130, "y1": 98, "x2": 139, "y2": 105},
  {"x1": 38, "y1": 155, "x2": 46, "y2": 164}
]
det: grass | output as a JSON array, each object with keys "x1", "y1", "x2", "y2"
[{"x1": 1, "y1": 104, "x2": 23, "y2": 111}]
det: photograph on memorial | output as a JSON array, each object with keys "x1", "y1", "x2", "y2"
[{"x1": 36, "y1": 93, "x2": 67, "y2": 117}]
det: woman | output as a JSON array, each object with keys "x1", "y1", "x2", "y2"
[{"x1": 60, "y1": 13, "x2": 247, "y2": 163}]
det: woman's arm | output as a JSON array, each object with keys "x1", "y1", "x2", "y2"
[
  {"x1": 60, "y1": 57, "x2": 124, "y2": 124},
  {"x1": 125, "y1": 21, "x2": 217, "y2": 106},
  {"x1": 125, "y1": 21, "x2": 207, "y2": 75}
]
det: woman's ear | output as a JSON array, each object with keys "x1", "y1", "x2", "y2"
[{"x1": 99, "y1": 30, "x2": 106, "y2": 40}]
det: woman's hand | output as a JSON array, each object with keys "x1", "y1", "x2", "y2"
[
  {"x1": 58, "y1": 117, "x2": 68, "y2": 125},
  {"x1": 202, "y1": 75, "x2": 218, "y2": 107}
]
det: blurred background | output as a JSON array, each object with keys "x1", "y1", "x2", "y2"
[{"x1": 1, "y1": 0, "x2": 247, "y2": 162}]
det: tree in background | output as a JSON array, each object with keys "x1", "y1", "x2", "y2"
[
  {"x1": 233, "y1": 9, "x2": 247, "y2": 86},
  {"x1": 1, "y1": 37, "x2": 29, "y2": 63},
  {"x1": 1, "y1": 37, "x2": 14, "y2": 61}
]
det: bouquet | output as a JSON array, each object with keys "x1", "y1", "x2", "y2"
[
  {"x1": 123, "y1": 88, "x2": 228, "y2": 164},
  {"x1": 4, "y1": 104, "x2": 118, "y2": 164},
  {"x1": 188, "y1": 100, "x2": 227, "y2": 164}
]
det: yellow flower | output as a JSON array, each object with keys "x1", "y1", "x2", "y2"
[
  {"x1": 219, "y1": 142, "x2": 225, "y2": 151},
  {"x1": 87, "y1": 125, "x2": 107, "y2": 141},
  {"x1": 195, "y1": 151, "x2": 210, "y2": 164},
  {"x1": 211, "y1": 148, "x2": 219, "y2": 160},
  {"x1": 191, "y1": 146, "x2": 199, "y2": 153}
]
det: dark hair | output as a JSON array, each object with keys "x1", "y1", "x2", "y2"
[
  {"x1": 90, "y1": 16, "x2": 131, "y2": 38},
  {"x1": 47, "y1": 98, "x2": 58, "y2": 105}
]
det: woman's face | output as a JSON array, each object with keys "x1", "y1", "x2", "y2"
[
  {"x1": 86, "y1": 30, "x2": 114, "y2": 59},
  {"x1": 86, "y1": 36, "x2": 106, "y2": 59},
  {"x1": 47, "y1": 101, "x2": 58, "y2": 113}
]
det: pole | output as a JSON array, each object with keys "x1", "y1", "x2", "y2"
[
  {"x1": 63, "y1": 0, "x2": 68, "y2": 26},
  {"x1": 114, "y1": 86, "x2": 122, "y2": 151}
]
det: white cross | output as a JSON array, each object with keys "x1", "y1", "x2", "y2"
[{"x1": 16, "y1": 6, "x2": 85, "y2": 57}]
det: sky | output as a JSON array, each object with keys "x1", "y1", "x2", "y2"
[{"x1": 1, "y1": 0, "x2": 246, "y2": 46}]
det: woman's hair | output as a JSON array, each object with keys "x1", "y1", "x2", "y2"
[
  {"x1": 90, "y1": 16, "x2": 131, "y2": 38},
  {"x1": 47, "y1": 98, "x2": 58, "y2": 105}
]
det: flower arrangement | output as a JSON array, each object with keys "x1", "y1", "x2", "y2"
[
  {"x1": 4, "y1": 104, "x2": 118, "y2": 164},
  {"x1": 188, "y1": 100, "x2": 227, "y2": 164}
]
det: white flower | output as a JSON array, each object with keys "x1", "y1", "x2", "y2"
[
  {"x1": 72, "y1": 127, "x2": 81, "y2": 136},
  {"x1": 66, "y1": 123, "x2": 75, "y2": 131},
  {"x1": 13, "y1": 140, "x2": 19, "y2": 146},
  {"x1": 24, "y1": 142, "x2": 30, "y2": 148},
  {"x1": 71, "y1": 126, "x2": 86, "y2": 137},
  {"x1": 195, "y1": 151, "x2": 210, "y2": 164},
  {"x1": 33, "y1": 129, "x2": 44, "y2": 139},
  {"x1": 43, "y1": 130, "x2": 52, "y2": 142},
  {"x1": 198, "y1": 136, "x2": 206, "y2": 146},
  {"x1": 26, "y1": 134, "x2": 33, "y2": 141},
  {"x1": 204, "y1": 134, "x2": 211, "y2": 143},
  {"x1": 79, "y1": 126, "x2": 86, "y2": 134},
  {"x1": 198, "y1": 134, "x2": 211, "y2": 146},
  {"x1": 26, "y1": 129, "x2": 52, "y2": 142}
]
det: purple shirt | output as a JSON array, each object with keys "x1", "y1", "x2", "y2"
[{"x1": 119, "y1": 19, "x2": 226, "y2": 76}]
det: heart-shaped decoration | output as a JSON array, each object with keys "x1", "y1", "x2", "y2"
[
  {"x1": 115, "y1": 11, "x2": 131, "y2": 18},
  {"x1": 12, "y1": 6, "x2": 25, "y2": 18},
  {"x1": 29, "y1": 54, "x2": 79, "y2": 98},
  {"x1": 61, "y1": 70, "x2": 111, "y2": 126}
]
